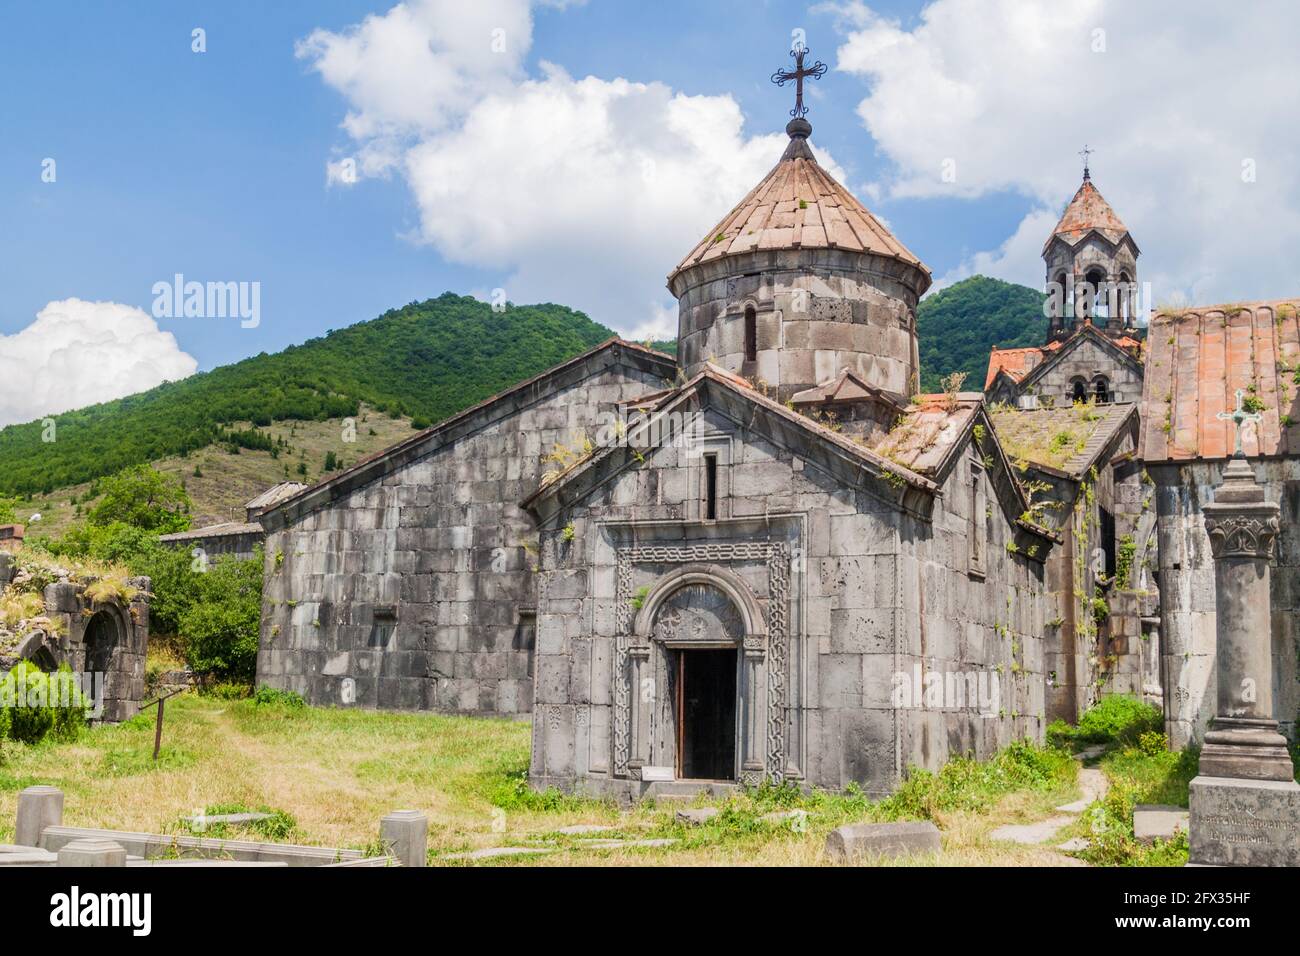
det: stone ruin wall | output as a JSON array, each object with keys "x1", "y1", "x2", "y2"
[{"x1": 0, "y1": 552, "x2": 149, "y2": 723}]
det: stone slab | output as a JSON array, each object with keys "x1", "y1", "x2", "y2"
[
  {"x1": 555, "y1": 824, "x2": 619, "y2": 835},
  {"x1": 575, "y1": 838, "x2": 677, "y2": 849},
  {"x1": 444, "y1": 846, "x2": 558, "y2": 860},
  {"x1": 39, "y1": 825, "x2": 362, "y2": 867},
  {"x1": 1055, "y1": 837, "x2": 1091, "y2": 851},
  {"x1": 0, "y1": 851, "x2": 58, "y2": 866},
  {"x1": 675, "y1": 808, "x2": 719, "y2": 826},
  {"x1": 182, "y1": 812, "x2": 273, "y2": 826},
  {"x1": 1189, "y1": 775, "x2": 1300, "y2": 866},
  {"x1": 1133, "y1": 804, "x2": 1189, "y2": 844},
  {"x1": 761, "y1": 809, "x2": 809, "y2": 829},
  {"x1": 127, "y1": 859, "x2": 290, "y2": 867},
  {"x1": 1056, "y1": 768, "x2": 1108, "y2": 812},
  {"x1": 824, "y1": 821, "x2": 941, "y2": 862}
]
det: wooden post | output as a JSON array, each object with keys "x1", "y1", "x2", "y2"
[{"x1": 152, "y1": 696, "x2": 165, "y2": 760}]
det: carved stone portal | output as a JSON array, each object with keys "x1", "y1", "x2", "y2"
[{"x1": 613, "y1": 543, "x2": 790, "y2": 786}]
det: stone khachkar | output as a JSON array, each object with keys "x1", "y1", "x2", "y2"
[{"x1": 1188, "y1": 449, "x2": 1300, "y2": 866}]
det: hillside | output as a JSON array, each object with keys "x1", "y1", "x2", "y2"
[
  {"x1": 916, "y1": 276, "x2": 1047, "y2": 392},
  {"x1": 10, "y1": 404, "x2": 419, "y2": 540},
  {"x1": 0, "y1": 277, "x2": 1045, "y2": 516},
  {"x1": 0, "y1": 294, "x2": 627, "y2": 497}
]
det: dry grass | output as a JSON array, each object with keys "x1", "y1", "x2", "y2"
[{"x1": 0, "y1": 696, "x2": 1103, "y2": 866}]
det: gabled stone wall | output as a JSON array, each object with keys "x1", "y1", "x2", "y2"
[
  {"x1": 256, "y1": 355, "x2": 671, "y2": 716},
  {"x1": 528, "y1": 403, "x2": 1052, "y2": 799},
  {"x1": 1028, "y1": 335, "x2": 1144, "y2": 406}
]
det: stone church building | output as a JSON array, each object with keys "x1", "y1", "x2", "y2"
[
  {"x1": 257, "y1": 109, "x2": 1064, "y2": 798},
  {"x1": 254, "y1": 86, "x2": 1298, "y2": 798}
]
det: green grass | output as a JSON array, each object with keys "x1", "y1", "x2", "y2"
[{"x1": 0, "y1": 695, "x2": 1093, "y2": 866}]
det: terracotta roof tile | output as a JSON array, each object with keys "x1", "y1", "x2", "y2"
[
  {"x1": 1045, "y1": 178, "x2": 1132, "y2": 253},
  {"x1": 1139, "y1": 300, "x2": 1300, "y2": 461},
  {"x1": 985, "y1": 347, "x2": 1046, "y2": 388}
]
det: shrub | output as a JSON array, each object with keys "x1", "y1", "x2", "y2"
[
  {"x1": 1045, "y1": 718, "x2": 1075, "y2": 750},
  {"x1": 252, "y1": 686, "x2": 306, "y2": 709},
  {"x1": 1137, "y1": 730, "x2": 1168, "y2": 756},
  {"x1": 201, "y1": 681, "x2": 253, "y2": 700},
  {"x1": 1075, "y1": 695, "x2": 1163, "y2": 746},
  {"x1": 179, "y1": 552, "x2": 263, "y2": 680},
  {"x1": 0, "y1": 662, "x2": 87, "y2": 744},
  {"x1": 883, "y1": 739, "x2": 1075, "y2": 819}
]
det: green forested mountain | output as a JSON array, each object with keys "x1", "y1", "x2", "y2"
[
  {"x1": 0, "y1": 278, "x2": 1045, "y2": 498},
  {"x1": 0, "y1": 294, "x2": 622, "y2": 496},
  {"x1": 917, "y1": 276, "x2": 1047, "y2": 392}
]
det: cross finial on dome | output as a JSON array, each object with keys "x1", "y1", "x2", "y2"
[
  {"x1": 1079, "y1": 144, "x2": 1094, "y2": 181},
  {"x1": 771, "y1": 45, "x2": 827, "y2": 139}
]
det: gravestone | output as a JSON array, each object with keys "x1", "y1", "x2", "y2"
[{"x1": 1187, "y1": 455, "x2": 1300, "y2": 866}]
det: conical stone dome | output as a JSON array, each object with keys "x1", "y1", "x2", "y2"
[{"x1": 668, "y1": 120, "x2": 931, "y2": 402}]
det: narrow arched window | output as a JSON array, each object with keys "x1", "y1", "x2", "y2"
[
  {"x1": 743, "y1": 305, "x2": 757, "y2": 362},
  {"x1": 1071, "y1": 379, "x2": 1087, "y2": 404},
  {"x1": 1094, "y1": 376, "x2": 1110, "y2": 404}
]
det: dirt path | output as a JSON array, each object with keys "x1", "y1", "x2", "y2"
[{"x1": 988, "y1": 756, "x2": 1109, "y2": 863}]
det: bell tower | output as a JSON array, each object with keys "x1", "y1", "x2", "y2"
[{"x1": 1044, "y1": 150, "x2": 1140, "y2": 342}]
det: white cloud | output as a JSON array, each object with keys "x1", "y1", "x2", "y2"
[
  {"x1": 0, "y1": 299, "x2": 197, "y2": 427},
  {"x1": 300, "y1": 0, "x2": 848, "y2": 335},
  {"x1": 832, "y1": 0, "x2": 1300, "y2": 305}
]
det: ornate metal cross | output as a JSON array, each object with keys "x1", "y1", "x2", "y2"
[
  {"x1": 771, "y1": 47, "x2": 827, "y2": 118},
  {"x1": 1217, "y1": 388, "x2": 1263, "y2": 458},
  {"x1": 1079, "y1": 144, "x2": 1093, "y2": 180}
]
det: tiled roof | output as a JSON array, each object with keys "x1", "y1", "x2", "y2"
[
  {"x1": 989, "y1": 402, "x2": 1137, "y2": 477},
  {"x1": 873, "y1": 393, "x2": 983, "y2": 476},
  {"x1": 1140, "y1": 300, "x2": 1300, "y2": 462},
  {"x1": 669, "y1": 134, "x2": 929, "y2": 286},
  {"x1": 244, "y1": 482, "x2": 307, "y2": 513},
  {"x1": 159, "y1": 521, "x2": 262, "y2": 542},
  {"x1": 1044, "y1": 177, "x2": 1132, "y2": 253},
  {"x1": 985, "y1": 347, "x2": 1046, "y2": 388}
]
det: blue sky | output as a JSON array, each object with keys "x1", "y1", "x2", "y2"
[{"x1": 3, "y1": 0, "x2": 1298, "y2": 425}]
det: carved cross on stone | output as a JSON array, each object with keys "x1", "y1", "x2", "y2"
[
  {"x1": 771, "y1": 47, "x2": 828, "y2": 118},
  {"x1": 1216, "y1": 388, "x2": 1262, "y2": 458}
]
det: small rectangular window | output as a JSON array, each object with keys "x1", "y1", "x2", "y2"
[
  {"x1": 513, "y1": 609, "x2": 537, "y2": 652},
  {"x1": 369, "y1": 604, "x2": 398, "y2": 648},
  {"x1": 743, "y1": 307, "x2": 757, "y2": 362},
  {"x1": 969, "y1": 462, "x2": 985, "y2": 576},
  {"x1": 704, "y1": 453, "x2": 718, "y2": 520}
]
